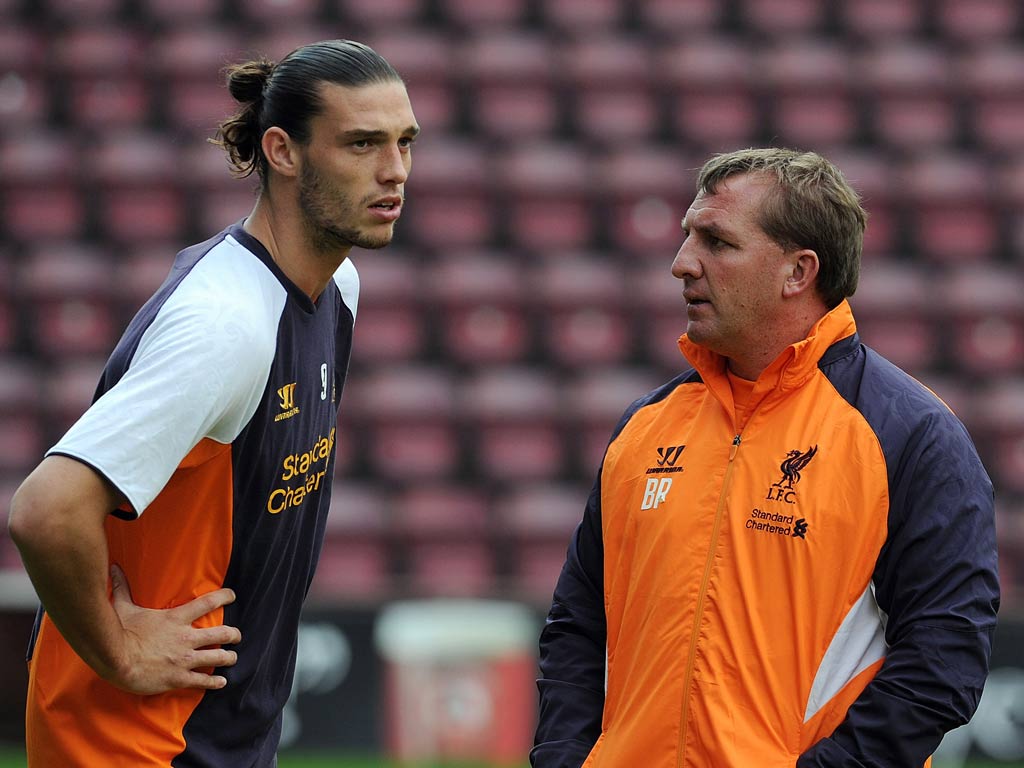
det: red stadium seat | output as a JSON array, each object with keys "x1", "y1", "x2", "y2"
[
  {"x1": 760, "y1": 41, "x2": 858, "y2": 150},
  {"x1": 496, "y1": 482, "x2": 589, "y2": 602},
  {"x1": 348, "y1": 249, "x2": 429, "y2": 365},
  {"x1": 0, "y1": 132, "x2": 86, "y2": 241},
  {"x1": 860, "y1": 43, "x2": 957, "y2": 152},
  {"x1": 828, "y1": 150, "x2": 902, "y2": 259},
  {"x1": 41, "y1": 357, "x2": 108, "y2": 438},
  {"x1": 461, "y1": 367, "x2": 565, "y2": 482},
  {"x1": 958, "y1": 46, "x2": 1024, "y2": 154},
  {"x1": 427, "y1": 252, "x2": 531, "y2": 366},
  {"x1": 335, "y1": 0, "x2": 428, "y2": 27},
  {"x1": 596, "y1": 146, "x2": 694, "y2": 260},
  {"x1": 563, "y1": 367, "x2": 666, "y2": 473},
  {"x1": 403, "y1": 137, "x2": 495, "y2": 249},
  {"x1": 84, "y1": 131, "x2": 187, "y2": 244},
  {"x1": 19, "y1": 245, "x2": 119, "y2": 359},
  {"x1": 850, "y1": 260, "x2": 939, "y2": 373},
  {"x1": 138, "y1": 0, "x2": 224, "y2": 24},
  {"x1": 366, "y1": 30, "x2": 459, "y2": 134},
  {"x1": 936, "y1": 0, "x2": 1020, "y2": 44},
  {"x1": 945, "y1": 267, "x2": 1024, "y2": 375},
  {"x1": 458, "y1": 32, "x2": 558, "y2": 141},
  {"x1": 838, "y1": 0, "x2": 925, "y2": 40},
  {"x1": 561, "y1": 36, "x2": 661, "y2": 146},
  {"x1": 660, "y1": 37, "x2": 760, "y2": 152},
  {"x1": 394, "y1": 484, "x2": 493, "y2": 597},
  {"x1": 437, "y1": 0, "x2": 529, "y2": 31},
  {"x1": 538, "y1": 0, "x2": 625, "y2": 34},
  {"x1": 901, "y1": 153, "x2": 999, "y2": 264},
  {"x1": 636, "y1": 0, "x2": 724, "y2": 35},
  {"x1": 498, "y1": 143, "x2": 595, "y2": 251},
  {"x1": 736, "y1": 0, "x2": 827, "y2": 37},
  {"x1": 531, "y1": 255, "x2": 634, "y2": 369},
  {"x1": 345, "y1": 365, "x2": 461, "y2": 481}
]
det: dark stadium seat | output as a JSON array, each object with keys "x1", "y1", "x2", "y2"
[
  {"x1": 461, "y1": 367, "x2": 566, "y2": 482},
  {"x1": 335, "y1": 0, "x2": 428, "y2": 27},
  {"x1": 0, "y1": 25, "x2": 49, "y2": 128},
  {"x1": 563, "y1": 366, "x2": 666, "y2": 473},
  {"x1": 366, "y1": 30, "x2": 459, "y2": 134},
  {"x1": 41, "y1": 357, "x2": 107, "y2": 438},
  {"x1": 43, "y1": 0, "x2": 124, "y2": 23},
  {"x1": 403, "y1": 137, "x2": 495, "y2": 248},
  {"x1": 498, "y1": 143, "x2": 595, "y2": 251},
  {"x1": 395, "y1": 484, "x2": 494, "y2": 597},
  {"x1": 0, "y1": 132, "x2": 86, "y2": 241},
  {"x1": 427, "y1": 253, "x2": 531, "y2": 366},
  {"x1": 828, "y1": 150, "x2": 902, "y2": 258},
  {"x1": 85, "y1": 131, "x2": 187, "y2": 244},
  {"x1": 946, "y1": 267, "x2": 1024, "y2": 376},
  {"x1": 595, "y1": 146, "x2": 694, "y2": 259},
  {"x1": 437, "y1": 0, "x2": 529, "y2": 31},
  {"x1": 147, "y1": 26, "x2": 246, "y2": 137},
  {"x1": 849, "y1": 260, "x2": 940, "y2": 373},
  {"x1": 458, "y1": 32, "x2": 559, "y2": 141},
  {"x1": 860, "y1": 43, "x2": 958, "y2": 152},
  {"x1": 137, "y1": 0, "x2": 224, "y2": 25},
  {"x1": 935, "y1": 0, "x2": 1021, "y2": 44},
  {"x1": 345, "y1": 366, "x2": 462, "y2": 481},
  {"x1": 760, "y1": 40, "x2": 859, "y2": 149},
  {"x1": 347, "y1": 250, "x2": 429, "y2": 365},
  {"x1": 19, "y1": 244, "x2": 119, "y2": 359},
  {"x1": 496, "y1": 482, "x2": 589, "y2": 602},
  {"x1": 838, "y1": 0, "x2": 924, "y2": 40},
  {"x1": 636, "y1": 0, "x2": 724, "y2": 36},
  {"x1": 561, "y1": 36, "x2": 661, "y2": 145},
  {"x1": 901, "y1": 153, "x2": 1000, "y2": 264},
  {"x1": 538, "y1": 0, "x2": 625, "y2": 34},
  {"x1": 959, "y1": 45, "x2": 1024, "y2": 154},
  {"x1": 235, "y1": 0, "x2": 323, "y2": 26},
  {"x1": 736, "y1": 0, "x2": 827, "y2": 37},
  {"x1": 659, "y1": 37, "x2": 760, "y2": 152},
  {"x1": 531, "y1": 255, "x2": 634, "y2": 369}
]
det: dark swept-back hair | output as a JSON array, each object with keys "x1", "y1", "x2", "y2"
[
  {"x1": 212, "y1": 40, "x2": 402, "y2": 186},
  {"x1": 697, "y1": 148, "x2": 867, "y2": 309}
]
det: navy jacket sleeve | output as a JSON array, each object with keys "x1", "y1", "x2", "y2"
[
  {"x1": 800, "y1": 356, "x2": 1000, "y2": 767},
  {"x1": 531, "y1": 477, "x2": 607, "y2": 768}
]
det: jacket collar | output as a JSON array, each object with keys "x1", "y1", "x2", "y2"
[{"x1": 677, "y1": 300, "x2": 859, "y2": 415}]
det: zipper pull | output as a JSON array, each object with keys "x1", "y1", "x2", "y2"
[{"x1": 729, "y1": 434, "x2": 741, "y2": 461}]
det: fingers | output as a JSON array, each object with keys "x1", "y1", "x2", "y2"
[
  {"x1": 188, "y1": 646, "x2": 239, "y2": 671},
  {"x1": 193, "y1": 624, "x2": 242, "y2": 648},
  {"x1": 176, "y1": 587, "x2": 237, "y2": 624}
]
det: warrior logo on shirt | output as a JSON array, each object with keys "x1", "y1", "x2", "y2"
[
  {"x1": 646, "y1": 445, "x2": 686, "y2": 475},
  {"x1": 275, "y1": 382, "x2": 300, "y2": 422},
  {"x1": 765, "y1": 445, "x2": 818, "y2": 504}
]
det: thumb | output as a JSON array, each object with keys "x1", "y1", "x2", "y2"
[{"x1": 109, "y1": 564, "x2": 134, "y2": 607}]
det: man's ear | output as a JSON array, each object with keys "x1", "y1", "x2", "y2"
[
  {"x1": 262, "y1": 126, "x2": 299, "y2": 179},
  {"x1": 782, "y1": 248, "x2": 820, "y2": 299}
]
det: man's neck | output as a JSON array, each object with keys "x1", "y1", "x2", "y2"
[{"x1": 243, "y1": 195, "x2": 350, "y2": 303}]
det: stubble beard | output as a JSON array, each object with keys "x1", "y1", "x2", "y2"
[{"x1": 298, "y1": 164, "x2": 396, "y2": 255}]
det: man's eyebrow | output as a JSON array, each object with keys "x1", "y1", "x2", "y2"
[
  {"x1": 683, "y1": 217, "x2": 733, "y2": 240},
  {"x1": 340, "y1": 126, "x2": 421, "y2": 141}
]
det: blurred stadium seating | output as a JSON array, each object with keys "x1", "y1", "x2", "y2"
[{"x1": 1, "y1": 0, "x2": 1022, "y2": 612}]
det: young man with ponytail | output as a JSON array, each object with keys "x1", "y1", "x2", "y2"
[{"x1": 9, "y1": 40, "x2": 418, "y2": 767}]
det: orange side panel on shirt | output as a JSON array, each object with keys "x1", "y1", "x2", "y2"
[{"x1": 26, "y1": 439, "x2": 234, "y2": 767}]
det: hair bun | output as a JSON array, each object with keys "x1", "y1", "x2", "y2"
[{"x1": 225, "y1": 58, "x2": 275, "y2": 104}]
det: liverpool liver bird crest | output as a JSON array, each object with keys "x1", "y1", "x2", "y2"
[{"x1": 772, "y1": 445, "x2": 818, "y2": 489}]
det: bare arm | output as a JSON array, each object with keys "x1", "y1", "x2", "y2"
[{"x1": 8, "y1": 455, "x2": 241, "y2": 695}]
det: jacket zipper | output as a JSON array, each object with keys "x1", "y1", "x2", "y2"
[{"x1": 676, "y1": 433, "x2": 742, "y2": 768}]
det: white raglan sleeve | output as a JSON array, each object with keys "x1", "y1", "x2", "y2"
[{"x1": 48, "y1": 256, "x2": 283, "y2": 516}]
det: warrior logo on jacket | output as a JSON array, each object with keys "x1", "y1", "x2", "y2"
[{"x1": 766, "y1": 445, "x2": 818, "y2": 503}]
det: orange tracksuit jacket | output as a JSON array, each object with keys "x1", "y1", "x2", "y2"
[{"x1": 533, "y1": 302, "x2": 999, "y2": 768}]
